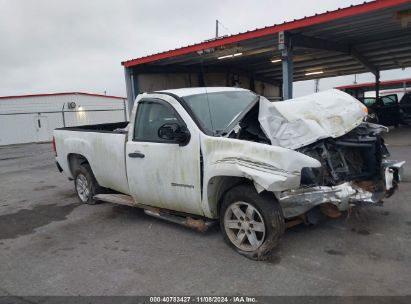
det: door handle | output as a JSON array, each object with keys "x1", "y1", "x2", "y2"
[{"x1": 128, "y1": 152, "x2": 145, "y2": 158}]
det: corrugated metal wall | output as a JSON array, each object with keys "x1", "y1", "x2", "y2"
[
  {"x1": 0, "y1": 94, "x2": 128, "y2": 146},
  {"x1": 136, "y1": 73, "x2": 280, "y2": 100}
]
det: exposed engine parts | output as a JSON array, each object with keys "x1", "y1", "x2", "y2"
[{"x1": 298, "y1": 123, "x2": 389, "y2": 187}]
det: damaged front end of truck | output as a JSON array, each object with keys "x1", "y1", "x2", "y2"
[
  {"x1": 279, "y1": 122, "x2": 404, "y2": 219},
  {"x1": 223, "y1": 89, "x2": 405, "y2": 220}
]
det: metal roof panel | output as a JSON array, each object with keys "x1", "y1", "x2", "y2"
[{"x1": 122, "y1": 0, "x2": 411, "y2": 68}]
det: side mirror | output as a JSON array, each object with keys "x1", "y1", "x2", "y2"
[{"x1": 158, "y1": 123, "x2": 190, "y2": 145}]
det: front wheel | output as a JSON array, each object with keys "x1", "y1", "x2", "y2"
[{"x1": 220, "y1": 184, "x2": 285, "y2": 260}]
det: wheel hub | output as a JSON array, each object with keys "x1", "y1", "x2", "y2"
[
  {"x1": 76, "y1": 174, "x2": 89, "y2": 202},
  {"x1": 224, "y1": 201, "x2": 266, "y2": 252},
  {"x1": 241, "y1": 221, "x2": 250, "y2": 231}
]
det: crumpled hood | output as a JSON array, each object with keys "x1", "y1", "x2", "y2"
[{"x1": 258, "y1": 89, "x2": 367, "y2": 149}]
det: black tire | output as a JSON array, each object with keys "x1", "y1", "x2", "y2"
[
  {"x1": 220, "y1": 184, "x2": 285, "y2": 261},
  {"x1": 73, "y1": 164, "x2": 101, "y2": 205}
]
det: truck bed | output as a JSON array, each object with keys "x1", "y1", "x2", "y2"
[
  {"x1": 56, "y1": 121, "x2": 129, "y2": 133},
  {"x1": 54, "y1": 121, "x2": 130, "y2": 195}
]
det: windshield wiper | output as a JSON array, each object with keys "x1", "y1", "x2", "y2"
[{"x1": 214, "y1": 129, "x2": 226, "y2": 136}]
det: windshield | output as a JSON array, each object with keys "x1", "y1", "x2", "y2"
[{"x1": 183, "y1": 90, "x2": 258, "y2": 135}]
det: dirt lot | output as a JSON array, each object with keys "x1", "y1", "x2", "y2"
[{"x1": 0, "y1": 128, "x2": 411, "y2": 296}]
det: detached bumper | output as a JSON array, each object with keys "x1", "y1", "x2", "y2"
[{"x1": 278, "y1": 160, "x2": 405, "y2": 219}]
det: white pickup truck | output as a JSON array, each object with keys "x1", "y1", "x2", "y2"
[{"x1": 54, "y1": 87, "x2": 404, "y2": 260}]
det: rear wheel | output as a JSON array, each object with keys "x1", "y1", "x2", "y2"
[
  {"x1": 74, "y1": 164, "x2": 100, "y2": 205},
  {"x1": 220, "y1": 184, "x2": 285, "y2": 260}
]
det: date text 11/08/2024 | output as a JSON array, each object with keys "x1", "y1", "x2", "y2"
[{"x1": 149, "y1": 296, "x2": 257, "y2": 303}]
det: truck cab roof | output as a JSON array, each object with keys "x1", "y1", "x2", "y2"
[{"x1": 154, "y1": 87, "x2": 250, "y2": 98}]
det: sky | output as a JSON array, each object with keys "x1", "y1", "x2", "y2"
[{"x1": 1, "y1": 0, "x2": 410, "y2": 98}]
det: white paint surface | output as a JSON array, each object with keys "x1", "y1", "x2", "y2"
[
  {"x1": 54, "y1": 130, "x2": 130, "y2": 195},
  {"x1": 126, "y1": 93, "x2": 203, "y2": 215}
]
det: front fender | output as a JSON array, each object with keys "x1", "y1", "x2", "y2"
[
  {"x1": 200, "y1": 135, "x2": 320, "y2": 217},
  {"x1": 202, "y1": 135, "x2": 320, "y2": 191}
]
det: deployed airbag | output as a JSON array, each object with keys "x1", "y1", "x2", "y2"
[{"x1": 258, "y1": 89, "x2": 367, "y2": 149}]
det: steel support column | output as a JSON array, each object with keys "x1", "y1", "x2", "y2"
[
  {"x1": 279, "y1": 32, "x2": 293, "y2": 100},
  {"x1": 375, "y1": 71, "x2": 380, "y2": 100},
  {"x1": 124, "y1": 67, "x2": 139, "y2": 115},
  {"x1": 123, "y1": 99, "x2": 128, "y2": 121},
  {"x1": 124, "y1": 67, "x2": 134, "y2": 115}
]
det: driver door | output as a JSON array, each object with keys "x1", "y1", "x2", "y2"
[{"x1": 126, "y1": 98, "x2": 203, "y2": 216}]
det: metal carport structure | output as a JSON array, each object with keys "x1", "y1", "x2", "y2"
[{"x1": 122, "y1": 0, "x2": 411, "y2": 111}]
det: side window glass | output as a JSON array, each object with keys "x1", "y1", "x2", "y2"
[
  {"x1": 133, "y1": 101, "x2": 179, "y2": 142},
  {"x1": 401, "y1": 94, "x2": 411, "y2": 104},
  {"x1": 381, "y1": 95, "x2": 398, "y2": 106},
  {"x1": 363, "y1": 97, "x2": 376, "y2": 107}
]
